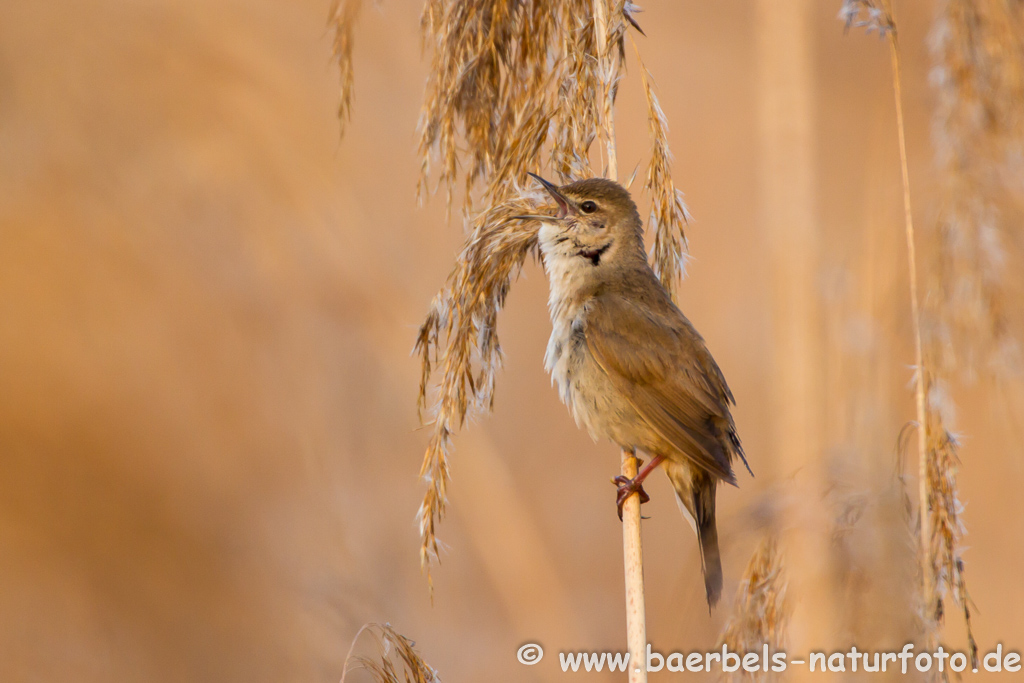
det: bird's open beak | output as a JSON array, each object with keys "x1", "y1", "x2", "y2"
[{"x1": 527, "y1": 172, "x2": 573, "y2": 219}]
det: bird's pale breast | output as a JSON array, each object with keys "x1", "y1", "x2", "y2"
[{"x1": 545, "y1": 300, "x2": 652, "y2": 450}]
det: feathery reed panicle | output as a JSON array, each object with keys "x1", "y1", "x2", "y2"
[
  {"x1": 840, "y1": 1, "x2": 978, "y2": 674},
  {"x1": 414, "y1": 193, "x2": 545, "y2": 580},
  {"x1": 417, "y1": 0, "x2": 562, "y2": 211},
  {"x1": 329, "y1": 0, "x2": 363, "y2": 138},
  {"x1": 718, "y1": 536, "x2": 789, "y2": 683},
  {"x1": 549, "y1": 0, "x2": 599, "y2": 182},
  {"x1": 919, "y1": 365, "x2": 979, "y2": 671},
  {"x1": 930, "y1": 0, "x2": 1024, "y2": 374},
  {"x1": 635, "y1": 50, "x2": 692, "y2": 295},
  {"x1": 415, "y1": 0, "x2": 643, "y2": 210},
  {"x1": 590, "y1": 0, "x2": 627, "y2": 179},
  {"x1": 341, "y1": 623, "x2": 441, "y2": 683}
]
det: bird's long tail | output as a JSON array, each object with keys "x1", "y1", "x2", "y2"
[{"x1": 664, "y1": 461, "x2": 723, "y2": 609}]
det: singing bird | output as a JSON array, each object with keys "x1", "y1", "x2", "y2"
[{"x1": 520, "y1": 173, "x2": 750, "y2": 607}]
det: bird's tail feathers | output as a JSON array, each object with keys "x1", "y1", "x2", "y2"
[{"x1": 666, "y1": 462, "x2": 723, "y2": 610}]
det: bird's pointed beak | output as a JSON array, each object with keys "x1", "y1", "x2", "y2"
[
  {"x1": 510, "y1": 214, "x2": 553, "y2": 222},
  {"x1": 527, "y1": 172, "x2": 573, "y2": 219}
]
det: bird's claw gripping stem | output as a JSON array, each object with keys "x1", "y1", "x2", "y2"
[
  {"x1": 613, "y1": 475, "x2": 651, "y2": 520},
  {"x1": 610, "y1": 454, "x2": 665, "y2": 520}
]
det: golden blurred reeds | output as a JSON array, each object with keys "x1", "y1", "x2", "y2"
[
  {"x1": 842, "y1": 0, "x2": 981, "y2": 674},
  {"x1": 930, "y1": 0, "x2": 1024, "y2": 375},
  {"x1": 753, "y1": 1, "x2": 820, "y2": 672}
]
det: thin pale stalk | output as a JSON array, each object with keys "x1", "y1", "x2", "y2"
[
  {"x1": 592, "y1": 0, "x2": 619, "y2": 180},
  {"x1": 620, "y1": 450, "x2": 646, "y2": 683},
  {"x1": 884, "y1": 8, "x2": 934, "y2": 635},
  {"x1": 592, "y1": 1, "x2": 644, "y2": 678}
]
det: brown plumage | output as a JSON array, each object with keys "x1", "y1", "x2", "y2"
[{"x1": 529, "y1": 175, "x2": 749, "y2": 608}]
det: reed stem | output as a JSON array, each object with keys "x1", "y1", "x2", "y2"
[
  {"x1": 883, "y1": 4, "x2": 934, "y2": 635},
  {"x1": 592, "y1": 0, "x2": 619, "y2": 180},
  {"x1": 620, "y1": 450, "x2": 647, "y2": 683},
  {"x1": 593, "y1": 0, "x2": 646, "y2": 679}
]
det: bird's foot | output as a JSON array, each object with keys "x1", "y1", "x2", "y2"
[
  {"x1": 612, "y1": 475, "x2": 651, "y2": 521},
  {"x1": 611, "y1": 454, "x2": 666, "y2": 521}
]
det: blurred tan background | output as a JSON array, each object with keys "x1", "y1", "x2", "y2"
[{"x1": 1, "y1": 0, "x2": 1022, "y2": 681}]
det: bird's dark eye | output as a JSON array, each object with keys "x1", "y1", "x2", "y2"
[{"x1": 580, "y1": 200, "x2": 598, "y2": 214}]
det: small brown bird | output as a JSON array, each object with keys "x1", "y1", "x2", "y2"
[{"x1": 521, "y1": 173, "x2": 749, "y2": 607}]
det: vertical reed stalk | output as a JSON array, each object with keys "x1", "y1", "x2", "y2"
[
  {"x1": 591, "y1": 0, "x2": 619, "y2": 180},
  {"x1": 620, "y1": 450, "x2": 647, "y2": 683},
  {"x1": 592, "y1": 1, "x2": 646, "y2": 678},
  {"x1": 881, "y1": 2, "x2": 935, "y2": 639}
]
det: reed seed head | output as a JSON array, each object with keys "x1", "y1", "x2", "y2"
[
  {"x1": 342, "y1": 623, "x2": 441, "y2": 683},
  {"x1": 718, "y1": 536, "x2": 789, "y2": 682}
]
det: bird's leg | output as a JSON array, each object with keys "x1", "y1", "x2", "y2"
[{"x1": 612, "y1": 455, "x2": 666, "y2": 520}]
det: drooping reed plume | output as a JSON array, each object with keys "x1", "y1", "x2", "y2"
[
  {"x1": 412, "y1": 194, "x2": 544, "y2": 575},
  {"x1": 636, "y1": 55, "x2": 693, "y2": 294},
  {"x1": 840, "y1": 0, "x2": 978, "y2": 673},
  {"x1": 718, "y1": 537, "x2": 789, "y2": 683},
  {"x1": 341, "y1": 623, "x2": 441, "y2": 683}
]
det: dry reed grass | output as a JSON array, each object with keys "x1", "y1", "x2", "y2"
[
  {"x1": 717, "y1": 536, "x2": 789, "y2": 683},
  {"x1": 549, "y1": 2, "x2": 599, "y2": 182},
  {"x1": 341, "y1": 623, "x2": 441, "y2": 683},
  {"x1": 635, "y1": 49, "x2": 692, "y2": 295},
  {"x1": 919, "y1": 376, "x2": 978, "y2": 670},
  {"x1": 417, "y1": 0, "x2": 559, "y2": 211},
  {"x1": 841, "y1": 0, "x2": 979, "y2": 676}
]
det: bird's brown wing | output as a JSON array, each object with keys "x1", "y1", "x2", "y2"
[{"x1": 584, "y1": 292, "x2": 738, "y2": 483}]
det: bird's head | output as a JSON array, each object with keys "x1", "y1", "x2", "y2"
[{"x1": 519, "y1": 174, "x2": 645, "y2": 273}]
